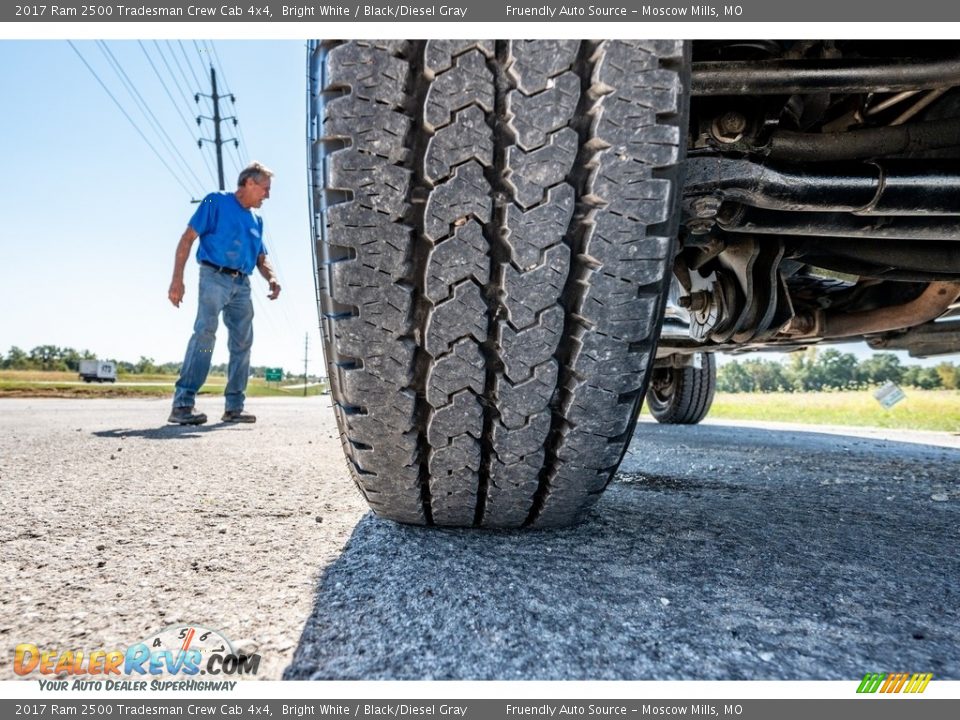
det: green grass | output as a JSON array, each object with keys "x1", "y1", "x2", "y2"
[
  {"x1": 701, "y1": 390, "x2": 960, "y2": 432},
  {"x1": 6, "y1": 371, "x2": 955, "y2": 431},
  {"x1": 0, "y1": 371, "x2": 327, "y2": 399},
  {"x1": 244, "y1": 379, "x2": 328, "y2": 398}
]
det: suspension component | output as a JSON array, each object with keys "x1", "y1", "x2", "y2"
[
  {"x1": 758, "y1": 117, "x2": 960, "y2": 163},
  {"x1": 783, "y1": 281, "x2": 960, "y2": 339},
  {"x1": 685, "y1": 156, "x2": 960, "y2": 215},
  {"x1": 718, "y1": 206, "x2": 960, "y2": 241},
  {"x1": 691, "y1": 56, "x2": 960, "y2": 95}
]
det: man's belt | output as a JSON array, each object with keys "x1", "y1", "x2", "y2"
[{"x1": 201, "y1": 260, "x2": 244, "y2": 277}]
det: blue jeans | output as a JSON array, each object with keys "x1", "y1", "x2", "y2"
[{"x1": 173, "y1": 265, "x2": 254, "y2": 412}]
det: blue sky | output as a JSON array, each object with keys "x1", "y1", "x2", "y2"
[{"x1": 0, "y1": 39, "x2": 319, "y2": 375}]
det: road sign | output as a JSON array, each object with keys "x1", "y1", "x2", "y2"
[
  {"x1": 873, "y1": 381, "x2": 906, "y2": 409},
  {"x1": 265, "y1": 368, "x2": 283, "y2": 382}
]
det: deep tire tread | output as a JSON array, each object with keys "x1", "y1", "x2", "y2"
[{"x1": 310, "y1": 40, "x2": 688, "y2": 528}]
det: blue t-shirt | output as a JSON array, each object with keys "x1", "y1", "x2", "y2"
[{"x1": 188, "y1": 192, "x2": 266, "y2": 275}]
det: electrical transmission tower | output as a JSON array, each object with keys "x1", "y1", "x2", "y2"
[{"x1": 196, "y1": 67, "x2": 238, "y2": 191}]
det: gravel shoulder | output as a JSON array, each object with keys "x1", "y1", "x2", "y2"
[
  {"x1": 2, "y1": 398, "x2": 958, "y2": 681},
  {"x1": 0, "y1": 397, "x2": 365, "y2": 681}
]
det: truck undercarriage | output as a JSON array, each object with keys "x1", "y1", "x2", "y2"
[
  {"x1": 660, "y1": 41, "x2": 960, "y2": 365},
  {"x1": 308, "y1": 39, "x2": 960, "y2": 527}
]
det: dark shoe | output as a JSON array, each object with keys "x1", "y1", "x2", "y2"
[
  {"x1": 168, "y1": 407, "x2": 207, "y2": 425},
  {"x1": 222, "y1": 409, "x2": 256, "y2": 423}
]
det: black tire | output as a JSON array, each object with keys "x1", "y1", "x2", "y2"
[
  {"x1": 308, "y1": 40, "x2": 689, "y2": 528},
  {"x1": 646, "y1": 353, "x2": 717, "y2": 425}
]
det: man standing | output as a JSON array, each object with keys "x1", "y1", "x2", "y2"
[{"x1": 167, "y1": 161, "x2": 281, "y2": 425}]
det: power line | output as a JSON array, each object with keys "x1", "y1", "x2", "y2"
[
  {"x1": 66, "y1": 41, "x2": 194, "y2": 198},
  {"x1": 204, "y1": 40, "x2": 253, "y2": 159},
  {"x1": 165, "y1": 40, "x2": 211, "y2": 117},
  {"x1": 164, "y1": 40, "x2": 199, "y2": 99},
  {"x1": 177, "y1": 40, "x2": 205, "y2": 96},
  {"x1": 228, "y1": 140, "x2": 245, "y2": 175},
  {"x1": 168, "y1": 40, "x2": 240, "y2": 192},
  {"x1": 196, "y1": 66, "x2": 239, "y2": 191},
  {"x1": 192, "y1": 39, "x2": 210, "y2": 72},
  {"x1": 257, "y1": 230, "x2": 303, "y2": 342},
  {"x1": 140, "y1": 40, "x2": 219, "y2": 188},
  {"x1": 156, "y1": 41, "x2": 220, "y2": 188},
  {"x1": 194, "y1": 40, "x2": 243, "y2": 176},
  {"x1": 204, "y1": 40, "x2": 230, "y2": 93},
  {"x1": 163, "y1": 40, "x2": 223, "y2": 182},
  {"x1": 183, "y1": 42, "x2": 242, "y2": 190},
  {"x1": 246, "y1": 273, "x2": 306, "y2": 372},
  {"x1": 155, "y1": 41, "x2": 198, "y2": 111},
  {"x1": 97, "y1": 41, "x2": 207, "y2": 196},
  {"x1": 191, "y1": 38, "x2": 224, "y2": 152},
  {"x1": 232, "y1": 112, "x2": 253, "y2": 162}
]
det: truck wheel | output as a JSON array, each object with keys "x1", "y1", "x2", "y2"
[
  {"x1": 308, "y1": 40, "x2": 689, "y2": 527},
  {"x1": 646, "y1": 353, "x2": 716, "y2": 425}
]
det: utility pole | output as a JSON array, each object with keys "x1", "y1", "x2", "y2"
[
  {"x1": 196, "y1": 67, "x2": 238, "y2": 191},
  {"x1": 303, "y1": 333, "x2": 309, "y2": 397}
]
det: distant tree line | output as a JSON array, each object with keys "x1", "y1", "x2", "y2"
[
  {"x1": 718, "y1": 349, "x2": 959, "y2": 393},
  {"x1": 0, "y1": 345, "x2": 285, "y2": 379}
]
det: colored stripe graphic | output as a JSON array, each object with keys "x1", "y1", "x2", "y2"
[
  {"x1": 905, "y1": 673, "x2": 934, "y2": 693},
  {"x1": 886, "y1": 673, "x2": 909, "y2": 693},
  {"x1": 857, "y1": 673, "x2": 885, "y2": 693},
  {"x1": 857, "y1": 672, "x2": 932, "y2": 693}
]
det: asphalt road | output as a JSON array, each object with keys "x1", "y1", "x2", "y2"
[{"x1": 2, "y1": 398, "x2": 958, "y2": 681}]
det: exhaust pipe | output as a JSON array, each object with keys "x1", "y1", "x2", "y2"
[{"x1": 783, "y1": 281, "x2": 960, "y2": 339}]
